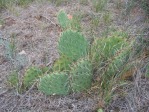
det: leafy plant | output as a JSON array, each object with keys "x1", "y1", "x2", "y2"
[
  {"x1": 70, "y1": 59, "x2": 92, "y2": 92},
  {"x1": 23, "y1": 66, "x2": 43, "y2": 89},
  {"x1": 38, "y1": 72, "x2": 69, "y2": 95},
  {"x1": 58, "y1": 30, "x2": 88, "y2": 61}
]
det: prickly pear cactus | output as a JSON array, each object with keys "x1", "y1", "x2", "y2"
[
  {"x1": 58, "y1": 10, "x2": 70, "y2": 29},
  {"x1": 58, "y1": 30, "x2": 88, "y2": 61},
  {"x1": 38, "y1": 72, "x2": 69, "y2": 95},
  {"x1": 53, "y1": 55, "x2": 72, "y2": 71},
  {"x1": 70, "y1": 59, "x2": 92, "y2": 92},
  {"x1": 23, "y1": 66, "x2": 43, "y2": 89}
]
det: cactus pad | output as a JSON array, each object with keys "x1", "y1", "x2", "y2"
[
  {"x1": 38, "y1": 72, "x2": 69, "y2": 95},
  {"x1": 53, "y1": 55, "x2": 72, "y2": 71},
  {"x1": 58, "y1": 30, "x2": 88, "y2": 61},
  {"x1": 70, "y1": 59, "x2": 92, "y2": 92},
  {"x1": 58, "y1": 10, "x2": 70, "y2": 29},
  {"x1": 23, "y1": 66, "x2": 43, "y2": 89}
]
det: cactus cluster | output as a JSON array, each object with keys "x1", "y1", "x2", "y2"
[
  {"x1": 38, "y1": 59, "x2": 92, "y2": 95},
  {"x1": 38, "y1": 14, "x2": 92, "y2": 95},
  {"x1": 8, "y1": 10, "x2": 133, "y2": 97}
]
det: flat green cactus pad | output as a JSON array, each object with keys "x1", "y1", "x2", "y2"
[
  {"x1": 70, "y1": 59, "x2": 92, "y2": 92},
  {"x1": 58, "y1": 30, "x2": 88, "y2": 61},
  {"x1": 23, "y1": 66, "x2": 43, "y2": 89},
  {"x1": 38, "y1": 72, "x2": 69, "y2": 95}
]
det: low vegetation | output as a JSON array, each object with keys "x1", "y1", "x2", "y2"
[{"x1": 0, "y1": 0, "x2": 148, "y2": 111}]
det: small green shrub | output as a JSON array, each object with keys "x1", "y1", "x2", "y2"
[
  {"x1": 70, "y1": 59, "x2": 92, "y2": 92},
  {"x1": 23, "y1": 66, "x2": 43, "y2": 89},
  {"x1": 58, "y1": 30, "x2": 88, "y2": 61},
  {"x1": 38, "y1": 72, "x2": 69, "y2": 95}
]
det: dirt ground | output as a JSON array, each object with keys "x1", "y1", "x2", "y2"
[{"x1": 0, "y1": 0, "x2": 149, "y2": 112}]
